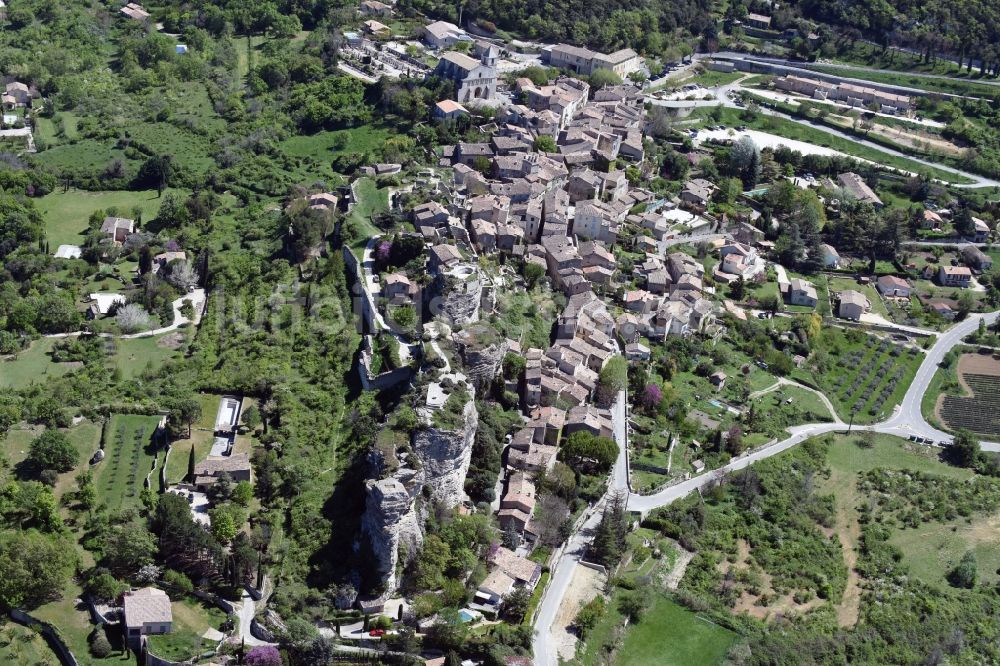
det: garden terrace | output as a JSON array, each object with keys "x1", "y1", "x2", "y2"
[{"x1": 793, "y1": 328, "x2": 923, "y2": 424}]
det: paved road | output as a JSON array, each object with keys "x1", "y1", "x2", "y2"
[
  {"x1": 236, "y1": 590, "x2": 275, "y2": 647},
  {"x1": 869, "y1": 311, "x2": 1000, "y2": 446},
  {"x1": 532, "y1": 389, "x2": 628, "y2": 666},
  {"x1": 646, "y1": 56, "x2": 999, "y2": 189},
  {"x1": 532, "y1": 311, "x2": 1000, "y2": 664},
  {"x1": 45, "y1": 288, "x2": 206, "y2": 339}
]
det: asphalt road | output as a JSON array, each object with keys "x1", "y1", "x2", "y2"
[
  {"x1": 532, "y1": 311, "x2": 999, "y2": 664},
  {"x1": 645, "y1": 54, "x2": 1000, "y2": 189},
  {"x1": 532, "y1": 389, "x2": 628, "y2": 666}
]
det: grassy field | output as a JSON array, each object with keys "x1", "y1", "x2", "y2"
[
  {"x1": 692, "y1": 106, "x2": 972, "y2": 184},
  {"x1": 281, "y1": 124, "x2": 393, "y2": 161},
  {"x1": 347, "y1": 177, "x2": 390, "y2": 251},
  {"x1": 819, "y1": 433, "x2": 1000, "y2": 591},
  {"x1": 578, "y1": 528, "x2": 733, "y2": 665},
  {"x1": 616, "y1": 595, "x2": 737, "y2": 665},
  {"x1": 0, "y1": 338, "x2": 79, "y2": 389},
  {"x1": 93, "y1": 414, "x2": 162, "y2": 512},
  {"x1": 111, "y1": 334, "x2": 185, "y2": 378},
  {"x1": 2, "y1": 421, "x2": 102, "y2": 502},
  {"x1": 687, "y1": 69, "x2": 744, "y2": 88},
  {"x1": 165, "y1": 429, "x2": 214, "y2": 485},
  {"x1": 146, "y1": 597, "x2": 228, "y2": 662},
  {"x1": 0, "y1": 619, "x2": 61, "y2": 665},
  {"x1": 890, "y1": 512, "x2": 1000, "y2": 588},
  {"x1": 33, "y1": 582, "x2": 118, "y2": 666},
  {"x1": 37, "y1": 188, "x2": 186, "y2": 247}
]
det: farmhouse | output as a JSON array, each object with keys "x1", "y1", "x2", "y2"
[
  {"x1": 101, "y1": 216, "x2": 135, "y2": 243},
  {"x1": 972, "y1": 217, "x2": 991, "y2": 242},
  {"x1": 423, "y1": 20, "x2": 470, "y2": 49},
  {"x1": 123, "y1": 587, "x2": 172, "y2": 642},
  {"x1": 962, "y1": 246, "x2": 992, "y2": 271},
  {"x1": 434, "y1": 99, "x2": 470, "y2": 120},
  {"x1": 4, "y1": 81, "x2": 30, "y2": 107},
  {"x1": 120, "y1": 2, "x2": 150, "y2": 22},
  {"x1": 786, "y1": 278, "x2": 818, "y2": 307},
  {"x1": 820, "y1": 243, "x2": 840, "y2": 268},
  {"x1": 745, "y1": 12, "x2": 772, "y2": 29},
  {"x1": 193, "y1": 453, "x2": 252, "y2": 491},
  {"x1": 363, "y1": 19, "x2": 390, "y2": 36},
  {"x1": 938, "y1": 265, "x2": 972, "y2": 288},
  {"x1": 837, "y1": 173, "x2": 883, "y2": 207},
  {"x1": 838, "y1": 289, "x2": 869, "y2": 320},
  {"x1": 360, "y1": 0, "x2": 393, "y2": 17},
  {"x1": 876, "y1": 275, "x2": 911, "y2": 298}
]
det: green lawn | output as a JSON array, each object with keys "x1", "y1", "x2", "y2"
[
  {"x1": 281, "y1": 124, "x2": 393, "y2": 161},
  {"x1": 93, "y1": 414, "x2": 163, "y2": 511},
  {"x1": 0, "y1": 620, "x2": 61, "y2": 665},
  {"x1": 1, "y1": 338, "x2": 80, "y2": 389},
  {"x1": 347, "y1": 176, "x2": 390, "y2": 251},
  {"x1": 828, "y1": 277, "x2": 888, "y2": 317},
  {"x1": 616, "y1": 595, "x2": 737, "y2": 666},
  {"x1": 36, "y1": 188, "x2": 186, "y2": 247},
  {"x1": 111, "y1": 334, "x2": 185, "y2": 378},
  {"x1": 824, "y1": 433, "x2": 972, "y2": 481},
  {"x1": 33, "y1": 581, "x2": 124, "y2": 666},
  {"x1": 146, "y1": 597, "x2": 228, "y2": 663},
  {"x1": 165, "y1": 429, "x2": 214, "y2": 485},
  {"x1": 687, "y1": 69, "x2": 744, "y2": 88}
]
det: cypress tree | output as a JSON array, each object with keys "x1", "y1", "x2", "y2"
[{"x1": 188, "y1": 444, "x2": 196, "y2": 481}]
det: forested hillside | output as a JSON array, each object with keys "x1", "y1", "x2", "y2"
[
  {"x1": 792, "y1": 0, "x2": 1000, "y2": 70},
  {"x1": 401, "y1": 0, "x2": 715, "y2": 54}
]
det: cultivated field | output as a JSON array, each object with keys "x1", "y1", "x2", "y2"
[
  {"x1": 796, "y1": 329, "x2": 923, "y2": 423},
  {"x1": 937, "y1": 353, "x2": 1000, "y2": 437},
  {"x1": 93, "y1": 414, "x2": 163, "y2": 511}
]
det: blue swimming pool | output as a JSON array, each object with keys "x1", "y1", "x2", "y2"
[{"x1": 458, "y1": 609, "x2": 477, "y2": 623}]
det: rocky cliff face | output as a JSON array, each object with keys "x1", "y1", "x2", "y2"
[
  {"x1": 412, "y1": 399, "x2": 479, "y2": 506},
  {"x1": 432, "y1": 270, "x2": 482, "y2": 326},
  {"x1": 360, "y1": 396, "x2": 478, "y2": 593},
  {"x1": 455, "y1": 324, "x2": 508, "y2": 391},
  {"x1": 360, "y1": 470, "x2": 423, "y2": 594}
]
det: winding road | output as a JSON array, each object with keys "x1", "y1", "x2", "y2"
[
  {"x1": 645, "y1": 54, "x2": 1000, "y2": 189},
  {"x1": 532, "y1": 310, "x2": 999, "y2": 665}
]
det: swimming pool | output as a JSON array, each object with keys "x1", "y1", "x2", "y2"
[{"x1": 457, "y1": 609, "x2": 477, "y2": 623}]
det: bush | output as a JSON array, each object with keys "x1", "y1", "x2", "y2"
[
  {"x1": 89, "y1": 629, "x2": 112, "y2": 658},
  {"x1": 163, "y1": 569, "x2": 194, "y2": 594}
]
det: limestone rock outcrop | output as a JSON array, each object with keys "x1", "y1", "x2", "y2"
[{"x1": 360, "y1": 394, "x2": 478, "y2": 593}]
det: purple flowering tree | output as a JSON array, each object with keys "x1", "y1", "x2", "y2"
[
  {"x1": 246, "y1": 645, "x2": 282, "y2": 666},
  {"x1": 375, "y1": 240, "x2": 392, "y2": 264},
  {"x1": 639, "y1": 383, "x2": 663, "y2": 411}
]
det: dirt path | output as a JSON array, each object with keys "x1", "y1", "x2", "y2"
[
  {"x1": 823, "y1": 468, "x2": 863, "y2": 627},
  {"x1": 551, "y1": 565, "x2": 605, "y2": 662},
  {"x1": 664, "y1": 547, "x2": 695, "y2": 590}
]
